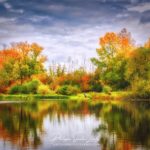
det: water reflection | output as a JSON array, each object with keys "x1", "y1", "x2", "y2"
[{"x1": 0, "y1": 100, "x2": 149, "y2": 150}]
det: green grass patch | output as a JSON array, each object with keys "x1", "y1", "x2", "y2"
[
  {"x1": 0, "y1": 91, "x2": 131, "y2": 101},
  {"x1": 0, "y1": 94, "x2": 69, "y2": 101}
]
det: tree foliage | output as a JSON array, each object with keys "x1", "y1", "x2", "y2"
[
  {"x1": 0, "y1": 42, "x2": 46, "y2": 91},
  {"x1": 91, "y1": 28, "x2": 133, "y2": 89},
  {"x1": 0, "y1": 31, "x2": 150, "y2": 98}
]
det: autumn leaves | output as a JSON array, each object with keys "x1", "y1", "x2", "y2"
[{"x1": 0, "y1": 29, "x2": 150, "y2": 98}]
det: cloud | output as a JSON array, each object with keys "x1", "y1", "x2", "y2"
[
  {"x1": 128, "y1": 2, "x2": 150, "y2": 12},
  {"x1": 3, "y1": 2, "x2": 11, "y2": 9},
  {"x1": 0, "y1": 0, "x2": 7, "y2": 3},
  {"x1": 140, "y1": 10, "x2": 150, "y2": 23},
  {"x1": 0, "y1": 0, "x2": 150, "y2": 68}
]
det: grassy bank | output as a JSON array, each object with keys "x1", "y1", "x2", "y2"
[
  {"x1": 70, "y1": 91, "x2": 131, "y2": 100},
  {"x1": 0, "y1": 91, "x2": 131, "y2": 101},
  {"x1": 0, "y1": 94, "x2": 69, "y2": 101}
]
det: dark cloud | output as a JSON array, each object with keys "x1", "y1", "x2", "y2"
[
  {"x1": 140, "y1": 10, "x2": 150, "y2": 23},
  {"x1": 0, "y1": 0, "x2": 149, "y2": 66},
  {"x1": 0, "y1": 0, "x2": 149, "y2": 26}
]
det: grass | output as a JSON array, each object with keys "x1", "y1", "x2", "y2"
[
  {"x1": 0, "y1": 91, "x2": 131, "y2": 101},
  {"x1": 0, "y1": 94, "x2": 69, "y2": 101},
  {"x1": 65, "y1": 91, "x2": 130, "y2": 100}
]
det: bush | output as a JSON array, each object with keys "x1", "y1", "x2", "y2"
[
  {"x1": 9, "y1": 85, "x2": 22, "y2": 94},
  {"x1": 37, "y1": 85, "x2": 50, "y2": 95},
  {"x1": 25, "y1": 79, "x2": 41, "y2": 94},
  {"x1": 91, "y1": 82, "x2": 103, "y2": 92},
  {"x1": 9, "y1": 79, "x2": 41, "y2": 94},
  {"x1": 56, "y1": 85, "x2": 80, "y2": 95},
  {"x1": 102, "y1": 85, "x2": 112, "y2": 94},
  {"x1": 20, "y1": 84, "x2": 29, "y2": 94},
  {"x1": 132, "y1": 79, "x2": 150, "y2": 98},
  {"x1": 9, "y1": 84, "x2": 29, "y2": 94}
]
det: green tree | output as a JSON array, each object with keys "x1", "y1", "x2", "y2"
[
  {"x1": 0, "y1": 42, "x2": 46, "y2": 87},
  {"x1": 91, "y1": 29, "x2": 133, "y2": 90},
  {"x1": 126, "y1": 46, "x2": 150, "y2": 98},
  {"x1": 12, "y1": 42, "x2": 46, "y2": 83},
  {"x1": 126, "y1": 47, "x2": 150, "y2": 81}
]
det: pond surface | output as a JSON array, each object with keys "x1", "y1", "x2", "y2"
[{"x1": 0, "y1": 100, "x2": 150, "y2": 150}]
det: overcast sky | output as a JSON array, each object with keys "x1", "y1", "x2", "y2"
[{"x1": 0, "y1": 0, "x2": 150, "y2": 67}]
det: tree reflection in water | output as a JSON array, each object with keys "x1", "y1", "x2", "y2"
[
  {"x1": 92, "y1": 101, "x2": 150, "y2": 150},
  {"x1": 0, "y1": 100, "x2": 149, "y2": 150}
]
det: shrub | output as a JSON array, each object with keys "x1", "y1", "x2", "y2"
[
  {"x1": 9, "y1": 84, "x2": 29, "y2": 94},
  {"x1": 26, "y1": 79, "x2": 41, "y2": 94},
  {"x1": 9, "y1": 85, "x2": 21, "y2": 94},
  {"x1": 56, "y1": 85, "x2": 80, "y2": 95},
  {"x1": 132, "y1": 79, "x2": 150, "y2": 98},
  {"x1": 37, "y1": 85, "x2": 50, "y2": 95},
  {"x1": 9, "y1": 79, "x2": 41, "y2": 94},
  {"x1": 20, "y1": 84, "x2": 29, "y2": 94},
  {"x1": 102, "y1": 85, "x2": 112, "y2": 94},
  {"x1": 91, "y1": 82, "x2": 103, "y2": 92}
]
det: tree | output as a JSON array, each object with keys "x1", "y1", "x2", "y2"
[
  {"x1": 11, "y1": 42, "x2": 46, "y2": 83},
  {"x1": 0, "y1": 42, "x2": 46, "y2": 89},
  {"x1": 91, "y1": 28, "x2": 133, "y2": 90},
  {"x1": 126, "y1": 47, "x2": 150, "y2": 81},
  {"x1": 0, "y1": 49, "x2": 20, "y2": 92},
  {"x1": 144, "y1": 38, "x2": 150, "y2": 48},
  {"x1": 125, "y1": 46, "x2": 150, "y2": 98}
]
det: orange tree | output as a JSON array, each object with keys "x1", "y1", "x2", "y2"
[
  {"x1": 91, "y1": 28, "x2": 134, "y2": 90},
  {"x1": 0, "y1": 42, "x2": 46, "y2": 92}
]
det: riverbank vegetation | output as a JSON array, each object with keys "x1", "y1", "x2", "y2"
[{"x1": 0, "y1": 28, "x2": 150, "y2": 99}]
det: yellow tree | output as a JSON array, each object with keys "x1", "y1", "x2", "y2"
[
  {"x1": 11, "y1": 42, "x2": 47, "y2": 83},
  {"x1": 91, "y1": 28, "x2": 134, "y2": 89},
  {"x1": 0, "y1": 42, "x2": 47, "y2": 87},
  {"x1": 144, "y1": 38, "x2": 150, "y2": 48},
  {"x1": 0, "y1": 49, "x2": 20, "y2": 92}
]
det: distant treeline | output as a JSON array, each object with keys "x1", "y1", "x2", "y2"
[{"x1": 0, "y1": 28, "x2": 150, "y2": 98}]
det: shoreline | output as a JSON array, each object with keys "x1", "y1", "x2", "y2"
[{"x1": 0, "y1": 92, "x2": 149, "y2": 101}]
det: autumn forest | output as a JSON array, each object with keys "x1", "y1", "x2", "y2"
[{"x1": 0, "y1": 28, "x2": 150, "y2": 99}]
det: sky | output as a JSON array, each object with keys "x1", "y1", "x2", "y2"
[{"x1": 0, "y1": 0, "x2": 150, "y2": 68}]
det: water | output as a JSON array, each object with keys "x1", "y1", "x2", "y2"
[{"x1": 0, "y1": 100, "x2": 149, "y2": 150}]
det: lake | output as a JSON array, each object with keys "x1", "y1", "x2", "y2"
[{"x1": 0, "y1": 100, "x2": 149, "y2": 150}]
